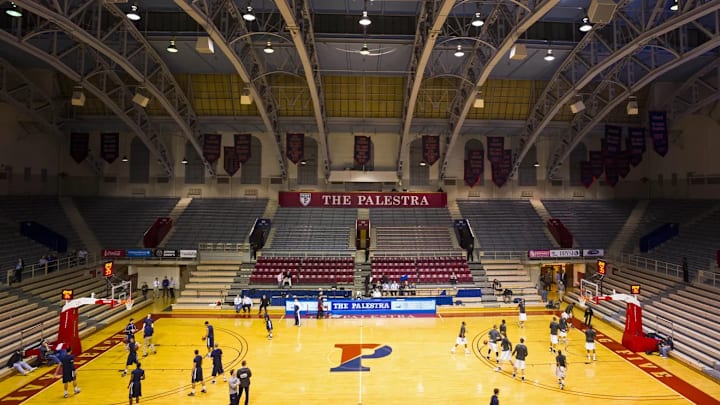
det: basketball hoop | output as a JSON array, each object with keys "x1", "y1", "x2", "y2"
[
  {"x1": 578, "y1": 295, "x2": 587, "y2": 307},
  {"x1": 124, "y1": 298, "x2": 134, "y2": 311}
]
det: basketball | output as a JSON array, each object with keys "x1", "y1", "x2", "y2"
[
  {"x1": 201, "y1": 336, "x2": 206, "y2": 341},
  {"x1": 483, "y1": 339, "x2": 488, "y2": 345}
]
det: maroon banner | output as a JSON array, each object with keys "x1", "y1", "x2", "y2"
[
  {"x1": 354, "y1": 136, "x2": 371, "y2": 166},
  {"x1": 617, "y1": 151, "x2": 631, "y2": 178},
  {"x1": 605, "y1": 156, "x2": 619, "y2": 187},
  {"x1": 70, "y1": 132, "x2": 89, "y2": 164},
  {"x1": 278, "y1": 192, "x2": 447, "y2": 208},
  {"x1": 605, "y1": 125, "x2": 623, "y2": 156},
  {"x1": 589, "y1": 151, "x2": 604, "y2": 178},
  {"x1": 649, "y1": 111, "x2": 669, "y2": 157},
  {"x1": 286, "y1": 133, "x2": 304, "y2": 164},
  {"x1": 224, "y1": 146, "x2": 240, "y2": 176},
  {"x1": 100, "y1": 133, "x2": 119, "y2": 164},
  {"x1": 627, "y1": 127, "x2": 646, "y2": 167},
  {"x1": 492, "y1": 149, "x2": 512, "y2": 188},
  {"x1": 235, "y1": 134, "x2": 251, "y2": 164},
  {"x1": 101, "y1": 249, "x2": 126, "y2": 258},
  {"x1": 203, "y1": 134, "x2": 222, "y2": 164},
  {"x1": 421, "y1": 135, "x2": 440, "y2": 165},
  {"x1": 486, "y1": 136, "x2": 504, "y2": 164},
  {"x1": 580, "y1": 161, "x2": 594, "y2": 188},
  {"x1": 464, "y1": 148, "x2": 484, "y2": 187}
]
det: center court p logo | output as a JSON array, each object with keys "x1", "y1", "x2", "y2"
[{"x1": 330, "y1": 343, "x2": 392, "y2": 372}]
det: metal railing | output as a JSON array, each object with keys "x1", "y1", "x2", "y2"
[
  {"x1": 478, "y1": 251, "x2": 527, "y2": 261},
  {"x1": 4, "y1": 253, "x2": 99, "y2": 286},
  {"x1": 198, "y1": 242, "x2": 247, "y2": 252},
  {"x1": 615, "y1": 252, "x2": 720, "y2": 289}
]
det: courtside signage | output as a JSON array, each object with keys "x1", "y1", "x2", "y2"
[
  {"x1": 528, "y1": 249, "x2": 605, "y2": 259},
  {"x1": 285, "y1": 298, "x2": 436, "y2": 315},
  {"x1": 278, "y1": 191, "x2": 447, "y2": 208}
]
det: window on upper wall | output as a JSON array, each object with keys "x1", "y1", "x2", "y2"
[
  {"x1": 240, "y1": 136, "x2": 262, "y2": 185},
  {"x1": 409, "y1": 139, "x2": 430, "y2": 186},
  {"x1": 297, "y1": 137, "x2": 318, "y2": 186}
]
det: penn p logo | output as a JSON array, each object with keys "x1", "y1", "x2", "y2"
[
  {"x1": 299, "y1": 192, "x2": 311, "y2": 207},
  {"x1": 330, "y1": 343, "x2": 392, "y2": 372}
]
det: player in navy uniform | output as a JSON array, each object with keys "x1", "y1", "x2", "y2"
[
  {"x1": 237, "y1": 360, "x2": 252, "y2": 405},
  {"x1": 490, "y1": 387, "x2": 500, "y2": 405},
  {"x1": 125, "y1": 318, "x2": 138, "y2": 342},
  {"x1": 122, "y1": 336, "x2": 140, "y2": 377},
  {"x1": 128, "y1": 362, "x2": 145, "y2": 404},
  {"x1": 558, "y1": 315, "x2": 569, "y2": 350},
  {"x1": 142, "y1": 315, "x2": 155, "y2": 357},
  {"x1": 499, "y1": 319, "x2": 507, "y2": 336},
  {"x1": 203, "y1": 321, "x2": 214, "y2": 354},
  {"x1": 549, "y1": 316, "x2": 560, "y2": 353},
  {"x1": 555, "y1": 350, "x2": 567, "y2": 389},
  {"x1": 265, "y1": 314, "x2": 273, "y2": 339},
  {"x1": 188, "y1": 349, "x2": 206, "y2": 396},
  {"x1": 60, "y1": 347, "x2": 80, "y2": 398},
  {"x1": 495, "y1": 333, "x2": 512, "y2": 373},
  {"x1": 518, "y1": 299, "x2": 527, "y2": 328},
  {"x1": 293, "y1": 298, "x2": 301, "y2": 326},
  {"x1": 585, "y1": 325, "x2": 597, "y2": 361},
  {"x1": 512, "y1": 337, "x2": 529, "y2": 382},
  {"x1": 486, "y1": 325, "x2": 501, "y2": 363},
  {"x1": 450, "y1": 321, "x2": 469, "y2": 355},
  {"x1": 210, "y1": 343, "x2": 226, "y2": 383}
]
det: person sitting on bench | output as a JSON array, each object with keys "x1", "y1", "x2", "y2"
[
  {"x1": 502, "y1": 288, "x2": 513, "y2": 303},
  {"x1": 493, "y1": 279, "x2": 503, "y2": 296}
]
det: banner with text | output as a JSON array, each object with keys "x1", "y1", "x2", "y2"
[
  {"x1": 70, "y1": 132, "x2": 89, "y2": 164},
  {"x1": 422, "y1": 135, "x2": 440, "y2": 165},
  {"x1": 627, "y1": 127, "x2": 646, "y2": 167},
  {"x1": 491, "y1": 149, "x2": 512, "y2": 188},
  {"x1": 234, "y1": 134, "x2": 251, "y2": 164},
  {"x1": 203, "y1": 134, "x2": 222, "y2": 164},
  {"x1": 604, "y1": 125, "x2": 623, "y2": 156},
  {"x1": 286, "y1": 133, "x2": 304, "y2": 164},
  {"x1": 100, "y1": 133, "x2": 119, "y2": 164},
  {"x1": 528, "y1": 249, "x2": 605, "y2": 259},
  {"x1": 278, "y1": 192, "x2": 447, "y2": 208},
  {"x1": 486, "y1": 136, "x2": 504, "y2": 164},
  {"x1": 285, "y1": 298, "x2": 436, "y2": 315},
  {"x1": 580, "y1": 161, "x2": 594, "y2": 188},
  {"x1": 354, "y1": 135, "x2": 371, "y2": 166},
  {"x1": 464, "y1": 148, "x2": 484, "y2": 187},
  {"x1": 224, "y1": 146, "x2": 240, "y2": 176},
  {"x1": 649, "y1": 111, "x2": 669, "y2": 157}
]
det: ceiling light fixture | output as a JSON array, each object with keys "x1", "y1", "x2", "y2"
[
  {"x1": 359, "y1": 44, "x2": 370, "y2": 56},
  {"x1": 166, "y1": 39, "x2": 178, "y2": 53},
  {"x1": 181, "y1": 157, "x2": 189, "y2": 165},
  {"x1": 533, "y1": 161, "x2": 540, "y2": 168},
  {"x1": 71, "y1": 86, "x2": 86, "y2": 107},
  {"x1": 471, "y1": 12, "x2": 484, "y2": 27},
  {"x1": 242, "y1": 6, "x2": 256, "y2": 21},
  {"x1": 240, "y1": 88, "x2": 252, "y2": 105},
  {"x1": 670, "y1": 0, "x2": 679, "y2": 11},
  {"x1": 359, "y1": 10, "x2": 372, "y2": 26},
  {"x1": 121, "y1": 156, "x2": 129, "y2": 163},
  {"x1": 579, "y1": 17, "x2": 592, "y2": 32},
  {"x1": 126, "y1": 4, "x2": 141, "y2": 21},
  {"x1": 544, "y1": 49, "x2": 555, "y2": 61},
  {"x1": 419, "y1": 161, "x2": 427, "y2": 167},
  {"x1": 626, "y1": 96, "x2": 639, "y2": 115},
  {"x1": 6, "y1": 2, "x2": 22, "y2": 18},
  {"x1": 454, "y1": 45, "x2": 465, "y2": 58},
  {"x1": 264, "y1": 41, "x2": 274, "y2": 54}
]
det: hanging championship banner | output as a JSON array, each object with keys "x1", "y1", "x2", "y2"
[
  {"x1": 286, "y1": 133, "x2": 304, "y2": 164},
  {"x1": 627, "y1": 127, "x2": 646, "y2": 167},
  {"x1": 649, "y1": 111, "x2": 669, "y2": 157},
  {"x1": 223, "y1": 146, "x2": 240, "y2": 176},
  {"x1": 354, "y1": 135, "x2": 370, "y2": 166},
  {"x1": 69, "y1": 132, "x2": 89, "y2": 164},
  {"x1": 203, "y1": 134, "x2": 222, "y2": 164},
  {"x1": 617, "y1": 151, "x2": 631, "y2": 178},
  {"x1": 580, "y1": 161, "x2": 594, "y2": 188},
  {"x1": 605, "y1": 157, "x2": 619, "y2": 187},
  {"x1": 486, "y1": 136, "x2": 504, "y2": 164},
  {"x1": 234, "y1": 134, "x2": 251, "y2": 164},
  {"x1": 100, "y1": 133, "x2": 119, "y2": 164},
  {"x1": 464, "y1": 148, "x2": 484, "y2": 187},
  {"x1": 589, "y1": 151, "x2": 604, "y2": 178},
  {"x1": 422, "y1": 135, "x2": 440, "y2": 165},
  {"x1": 604, "y1": 125, "x2": 623, "y2": 156},
  {"x1": 492, "y1": 149, "x2": 512, "y2": 188}
]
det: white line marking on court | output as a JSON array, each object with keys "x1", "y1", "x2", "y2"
[{"x1": 358, "y1": 317, "x2": 363, "y2": 405}]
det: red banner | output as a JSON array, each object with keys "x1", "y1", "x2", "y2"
[
  {"x1": 279, "y1": 192, "x2": 447, "y2": 208},
  {"x1": 421, "y1": 135, "x2": 439, "y2": 165},
  {"x1": 203, "y1": 134, "x2": 222, "y2": 163},
  {"x1": 224, "y1": 146, "x2": 240, "y2": 176},
  {"x1": 235, "y1": 134, "x2": 251, "y2": 164},
  {"x1": 70, "y1": 132, "x2": 89, "y2": 164},
  {"x1": 354, "y1": 136, "x2": 371, "y2": 166},
  {"x1": 100, "y1": 133, "x2": 119, "y2": 164},
  {"x1": 101, "y1": 249, "x2": 125, "y2": 257},
  {"x1": 486, "y1": 136, "x2": 504, "y2": 164},
  {"x1": 286, "y1": 133, "x2": 304, "y2": 164}
]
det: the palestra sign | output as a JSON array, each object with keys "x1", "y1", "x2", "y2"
[{"x1": 278, "y1": 192, "x2": 447, "y2": 208}]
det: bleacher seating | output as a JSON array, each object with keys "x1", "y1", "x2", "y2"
[
  {"x1": 369, "y1": 208, "x2": 451, "y2": 226},
  {"x1": 166, "y1": 198, "x2": 268, "y2": 249},
  {"x1": 457, "y1": 200, "x2": 552, "y2": 251},
  {"x1": 74, "y1": 197, "x2": 178, "y2": 249},
  {"x1": 371, "y1": 256, "x2": 472, "y2": 284},
  {"x1": 249, "y1": 256, "x2": 354, "y2": 285},
  {"x1": 542, "y1": 200, "x2": 636, "y2": 249},
  {"x1": 267, "y1": 208, "x2": 355, "y2": 252},
  {"x1": 375, "y1": 226, "x2": 456, "y2": 253},
  {"x1": 0, "y1": 196, "x2": 84, "y2": 272}
]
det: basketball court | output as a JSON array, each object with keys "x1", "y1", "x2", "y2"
[{"x1": 0, "y1": 300, "x2": 718, "y2": 405}]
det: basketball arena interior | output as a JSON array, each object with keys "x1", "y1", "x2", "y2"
[{"x1": 0, "y1": 0, "x2": 719, "y2": 403}]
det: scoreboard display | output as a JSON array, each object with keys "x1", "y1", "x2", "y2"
[
  {"x1": 103, "y1": 261, "x2": 114, "y2": 278},
  {"x1": 62, "y1": 289, "x2": 74, "y2": 301},
  {"x1": 630, "y1": 284, "x2": 641, "y2": 295},
  {"x1": 597, "y1": 259, "x2": 607, "y2": 276}
]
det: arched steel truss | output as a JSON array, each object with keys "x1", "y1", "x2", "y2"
[{"x1": 661, "y1": 57, "x2": 720, "y2": 121}]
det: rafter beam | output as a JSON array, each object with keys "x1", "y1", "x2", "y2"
[
  {"x1": 397, "y1": 0, "x2": 455, "y2": 178},
  {"x1": 0, "y1": 58, "x2": 103, "y2": 175},
  {"x1": 0, "y1": 30, "x2": 174, "y2": 176},
  {"x1": 546, "y1": 35, "x2": 720, "y2": 177},
  {"x1": 175, "y1": 0, "x2": 287, "y2": 178},
  {"x1": 662, "y1": 57, "x2": 720, "y2": 120},
  {"x1": 13, "y1": 0, "x2": 214, "y2": 176},
  {"x1": 511, "y1": 0, "x2": 720, "y2": 178},
  {"x1": 274, "y1": 0, "x2": 330, "y2": 179},
  {"x1": 439, "y1": 0, "x2": 560, "y2": 179}
]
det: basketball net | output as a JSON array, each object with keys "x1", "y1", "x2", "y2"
[{"x1": 124, "y1": 291, "x2": 134, "y2": 311}]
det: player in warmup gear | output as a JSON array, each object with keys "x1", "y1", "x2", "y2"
[
  {"x1": 265, "y1": 314, "x2": 273, "y2": 339},
  {"x1": 293, "y1": 298, "x2": 301, "y2": 326},
  {"x1": 203, "y1": 321, "x2": 215, "y2": 354},
  {"x1": 210, "y1": 343, "x2": 226, "y2": 383},
  {"x1": 60, "y1": 346, "x2": 80, "y2": 398},
  {"x1": 490, "y1": 388, "x2": 500, "y2": 405},
  {"x1": 512, "y1": 337, "x2": 529, "y2": 382},
  {"x1": 237, "y1": 360, "x2": 252, "y2": 405},
  {"x1": 122, "y1": 336, "x2": 140, "y2": 377},
  {"x1": 495, "y1": 333, "x2": 512, "y2": 372},
  {"x1": 585, "y1": 325, "x2": 597, "y2": 361},
  {"x1": 486, "y1": 325, "x2": 502, "y2": 362},
  {"x1": 188, "y1": 349, "x2": 207, "y2": 396},
  {"x1": 518, "y1": 299, "x2": 527, "y2": 328},
  {"x1": 450, "y1": 321, "x2": 469, "y2": 355},
  {"x1": 228, "y1": 369, "x2": 239, "y2": 405},
  {"x1": 549, "y1": 316, "x2": 560, "y2": 353},
  {"x1": 125, "y1": 318, "x2": 138, "y2": 343},
  {"x1": 142, "y1": 314, "x2": 155, "y2": 357},
  {"x1": 558, "y1": 315, "x2": 569, "y2": 350},
  {"x1": 499, "y1": 319, "x2": 507, "y2": 336},
  {"x1": 555, "y1": 350, "x2": 567, "y2": 390},
  {"x1": 127, "y1": 362, "x2": 145, "y2": 405}
]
